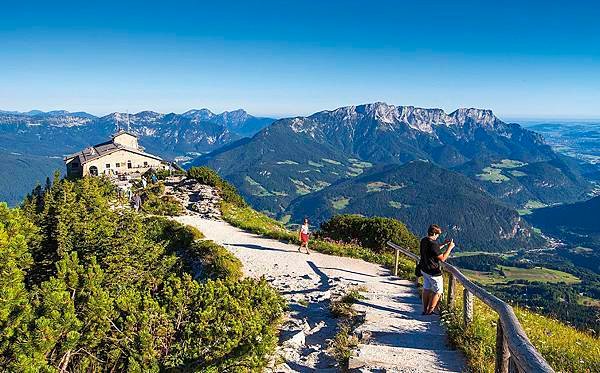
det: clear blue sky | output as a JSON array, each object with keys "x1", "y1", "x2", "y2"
[{"x1": 1, "y1": 0, "x2": 599, "y2": 119}]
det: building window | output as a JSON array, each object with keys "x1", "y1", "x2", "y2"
[
  {"x1": 106, "y1": 163, "x2": 111, "y2": 169},
  {"x1": 115, "y1": 162, "x2": 120, "y2": 167},
  {"x1": 127, "y1": 161, "x2": 132, "y2": 169},
  {"x1": 143, "y1": 161, "x2": 148, "y2": 167}
]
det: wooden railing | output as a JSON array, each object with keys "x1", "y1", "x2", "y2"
[{"x1": 388, "y1": 241, "x2": 554, "y2": 373}]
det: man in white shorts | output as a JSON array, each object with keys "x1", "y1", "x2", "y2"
[{"x1": 419, "y1": 224, "x2": 455, "y2": 315}]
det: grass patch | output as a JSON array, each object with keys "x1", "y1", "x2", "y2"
[
  {"x1": 322, "y1": 158, "x2": 342, "y2": 165},
  {"x1": 491, "y1": 159, "x2": 528, "y2": 169},
  {"x1": 524, "y1": 200, "x2": 547, "y2": 209},
  {"x1": 366, "y1": 181, "x2": 405, "y2": 193},
  {"x1": 331, "y1": 197, "x2": 350, "y2": 210},
  {"x1": 347, "y1": 166, "x2": 364, "y2": 175},
  {"x1": 244, "y1": 176, "x2": 273, "y2": 197},
  {"x1": 388, "y1": 200, "x2": 409, "y2": 209},
  {"x1": 279, "y1": 214, "x2": 292, "y2": 225},
  {"x1": 330, "y1": 288, "x2": 366, "y2": 318},
  {"x1": 461, "y1": 266, "x2": 580, "y2": 285},
  {"x1": 221, "y1": 203, "x2": 296, "y2": 242},
  {"x1": 578, "y1": 296, "x2": 600, "y2": 308},
  {"x1": 352, "y1": 161, "x2": 373, "y2": 169},
  {"x1": 328, "y1": 324, "x2": 360, "y2": 367},
  {"x1": 289, "y1": 178, "x2": 312, "y2": 195},
  {"x1": 297, "y1": 298, "x2": 309, "y2": 307},
  {"x1": 509, "y1": 170, "x2": 527, "y2": 177},
  {"x1": 442, "y1": 279, "x2": 600, "y2": 372},
  {"x1": 477, "y1": 167, "x2": 510, "y2": 183},
  {"x1": 314, "y1": 180, "x2": 332, "y2": 191}
]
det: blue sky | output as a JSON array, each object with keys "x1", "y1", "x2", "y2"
[{"x1": 1, "y1": 0, "x2": 599, "y2": 119}]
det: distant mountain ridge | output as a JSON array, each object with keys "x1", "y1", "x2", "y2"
[
  {"x1": 0, "y1": 107, "x2": 274, "y2": 205},
  {"x1": 0, "y1": 108, "x2": 275, "y2": 158},
  {"x1": 193, "y1": 102, "x2": 591, "y2": 211},
  {"x1": 291, "y1": 103, "x2": 554, "y2": 166}
]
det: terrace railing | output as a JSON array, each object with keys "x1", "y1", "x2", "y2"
[{"x1": 388, "y1": 241, "x2": 554, "y2": 373}]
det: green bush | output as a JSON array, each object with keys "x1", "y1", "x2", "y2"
[
  {"x1": 319, "y1": 214, "x2": 419, "y2": 253},
  {"x1": 187, "y1": 167, "x2": 247, "y2": 208},
  {"x1": 188, "y1": 240, "x2": 243, "y2": 281},
  {"x1": 0, "y1": 176, "x2": 282, "y2": 371},
  {"x1": 164, "y1": 276, "x2": 284, "y2": 371},
  {"x1": 143, "y1": 216, "x2": 204, "y2": 249},
  {"x1": 221, "y1": 203, "x2": 296, "y2": 242}
]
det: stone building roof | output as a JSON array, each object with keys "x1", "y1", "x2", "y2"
[{"x1": 64, "y1": 137, "x2": 163, "y2": 165}]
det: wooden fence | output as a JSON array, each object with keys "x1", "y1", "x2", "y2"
[{"x1": 388, "y1": 241, "x2": 554, "y2": 373}]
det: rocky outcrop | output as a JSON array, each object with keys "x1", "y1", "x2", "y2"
[{"x1": 164, "y1": 176, "x2": 222, "y2": 220}]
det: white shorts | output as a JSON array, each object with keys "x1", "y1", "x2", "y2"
[{"x1": 422, "y1": 272, "x2": 444, "y2": 294}]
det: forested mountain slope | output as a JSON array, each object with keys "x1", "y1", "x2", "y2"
[
  {"x1": 0, "y1": 150, "x2": 63, "y2": 206},
  {"x1": 528, "y1": 196, "x2": 600, "y2": 273},
  {"x1": 285, "y1": 161, "x2": 544, "y2": 251}
]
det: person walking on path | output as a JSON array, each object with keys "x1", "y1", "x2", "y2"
[
  {"x1": 298, "y1": 218, "x2": 311, "y2": 255},
  {"x1": 419, "y1": 224, "x2": 455, "y2": 315},
  {"x1": 132, "y1": 193, "x2": 142, "y2": 212}
]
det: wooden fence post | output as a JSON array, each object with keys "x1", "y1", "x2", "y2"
[
  {"x1": 463, "y1": 289, "x2": 473, "y2": 326},
  {"x1": 495, "y1": 320, "x2": 510, "y2": 373},
  {"x1": 447, "y1": 273, "x2": 456, "y2": 307},
  {"x1": 394, "y1": 248, "x2": 400, "y2": 276}
]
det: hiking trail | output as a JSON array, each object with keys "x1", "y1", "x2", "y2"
[{"x1": 174, "y1": 215, "x2": 465, "y2": 372}]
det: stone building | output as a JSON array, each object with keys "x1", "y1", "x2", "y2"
[{"x1": 64, "y1": 131, "x2": 168, "y2": 178}]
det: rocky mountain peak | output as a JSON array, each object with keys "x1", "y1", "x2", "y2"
[
  {"x1": 182, "y1": 108, "x2": 215, "y2": 119},
  {"x1": 449, "y1": 108, "x2": 498, "y2": 127},
  {"x1": 217, "y1": 109, "x2": 249, "y2": 125}
]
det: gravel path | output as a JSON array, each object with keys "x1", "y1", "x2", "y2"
[{"x1": 174, "y1": 216, "x2": 465, "y2": 372}]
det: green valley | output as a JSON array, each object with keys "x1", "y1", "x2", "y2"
[{"x1": 461, "y1": 266, "x2": 580, "y2": 285}]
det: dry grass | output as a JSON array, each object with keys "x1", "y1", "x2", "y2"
[{"x1": 441, "y1": 278, "x2": 600, "y2": 372}]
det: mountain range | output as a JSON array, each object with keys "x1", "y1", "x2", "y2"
[
  {"x1": 193, "y1": 102, "x2": 591, "y2": 210},
  {"x1": 191, "y1": 102, "x2": 596, "y2": 250},
  {"x1": 0, "y1": 108, "x2": 274, "y2": 205},
  {"x1": 0, "y1": 109, "x2": 275, "y2": 159},
  {"x1": 1, "y1": 102, "x2": 596, "y2": 252}
]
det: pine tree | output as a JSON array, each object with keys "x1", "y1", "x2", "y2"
[{"x1": 0, "y1": 204, "x2": 34, "y2": 367}]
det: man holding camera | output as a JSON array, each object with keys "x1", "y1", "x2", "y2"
[{"x1": 420, "y1": 224, "x2": 455, "y2": 315}]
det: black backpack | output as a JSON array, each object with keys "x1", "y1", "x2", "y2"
[{"x1": 415, "y1": 261, "x2": 423, "y2": 277}]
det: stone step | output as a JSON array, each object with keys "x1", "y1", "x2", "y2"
[{"x1": 349, "y1": 344, "x2": 464, "y2": 372}]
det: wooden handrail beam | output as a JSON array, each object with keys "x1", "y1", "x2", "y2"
[{"x1": 387, "y1": 241, "x2": 554, "y2": 373}]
